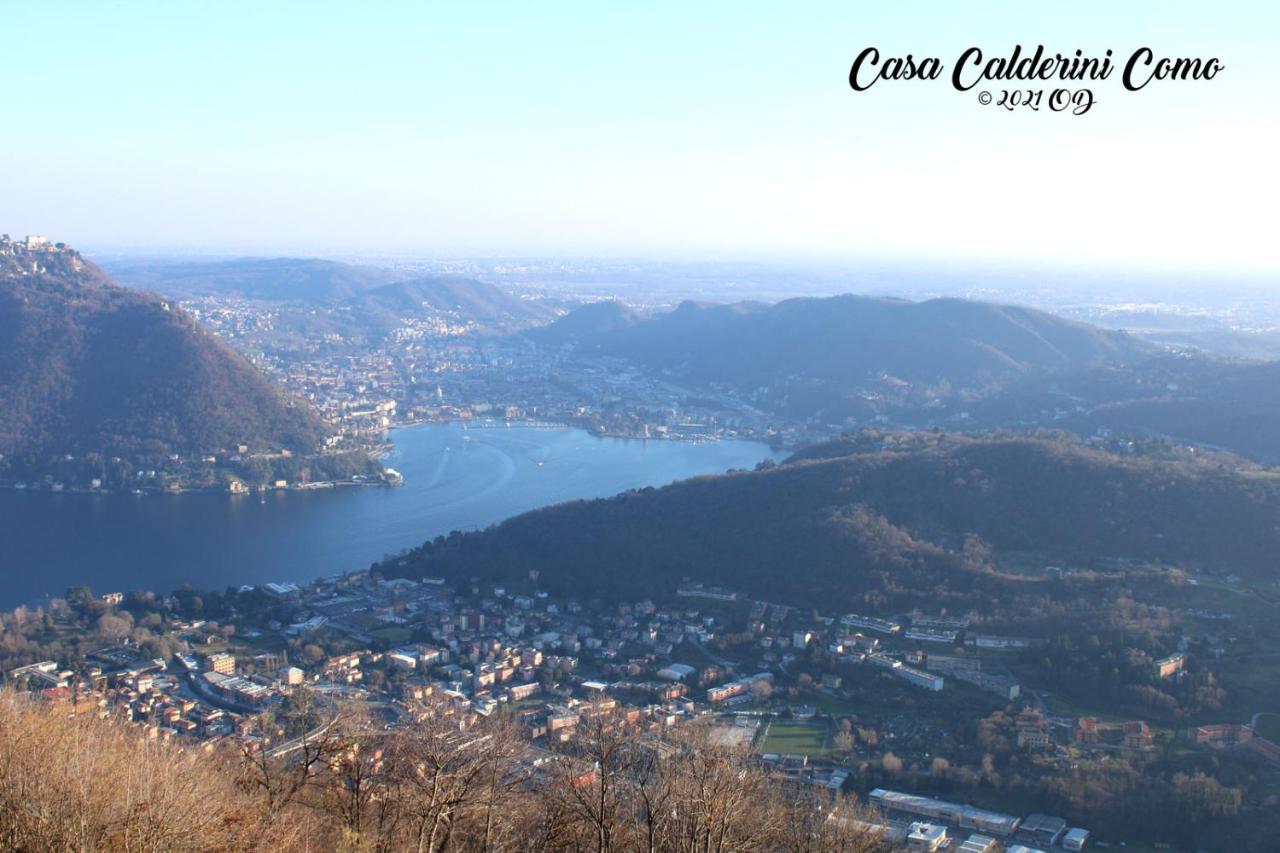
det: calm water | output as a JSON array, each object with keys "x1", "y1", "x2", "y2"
[{"x1": 0, "y1": 423, "x2": 772, "y2": 609}]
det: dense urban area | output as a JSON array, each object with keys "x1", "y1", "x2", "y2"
[{"x1": 179, "y1": 292, "x2": 783, "y2": 447}]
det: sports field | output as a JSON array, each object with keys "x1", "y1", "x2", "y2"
[{"x1": 758, "y1": 721, "x2": 830, "y2": 757}]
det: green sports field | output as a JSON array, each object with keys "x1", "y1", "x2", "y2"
[{"x1": 758, "y1": 721, "x2": 830, "y2": 757}]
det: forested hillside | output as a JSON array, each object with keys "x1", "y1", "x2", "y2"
[
  {"x1": 549, "y1": 295, "x2": 1155, "y2": 421},
  {"x1": 0, "y1": 247, "x2": 328, "y2": 460},
  {"x1": 387, "y1": 432, "x2": 1280, "y2": 609},
  {"x1": 963, "y1": 355, "x2": 1280, "y2": 463}
]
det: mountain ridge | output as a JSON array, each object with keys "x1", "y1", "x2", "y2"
[
  {"x1": 543, "y1": 293, "x2": 1156, "y2": 421},
  {"x1": 103, "y1": 256, "x2": 401, "y2": 303},
  {"x1": 347, "y1": 275, "x2": 557, "y2": 329},
  {"x1": 529, "y1": 299, "x2": 644, "y2": 344},
  {"x1": 0, "y1": 239, "x2": 329, "y2": 461}
]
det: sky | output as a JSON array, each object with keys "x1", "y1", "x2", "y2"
[{"x1": 1, "y1": 1, "x2": 1276, "y2": 273}]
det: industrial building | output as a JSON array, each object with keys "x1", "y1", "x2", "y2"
[
  {"x1": 869, "y1": 789, "x2": 1021, "y2": 837},
  {"x1": 906, "y1": 822, "x2": 948, "y2": 852},
  {"x1": 1020, "y1": 813, "x2": 1068, "y2": 846},
  {"x1": 957, "y1": 834, "x2": 998, "y2": 853},
  {"x1": 840, "y1": 613, "x2": 901, "y2": 634},
  {"x1": 1063, "y1": 827, "x2": 1091, "y2": 850}
]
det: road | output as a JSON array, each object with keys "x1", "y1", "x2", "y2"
[{"x1": 269, "y1": 716, "x2": 339, "y2": 758}]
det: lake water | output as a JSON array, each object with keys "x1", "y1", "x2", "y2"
[{"x1": 0, "y1": 423, "x2": 773, "y2": 609}]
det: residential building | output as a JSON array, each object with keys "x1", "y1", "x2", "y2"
[
  {"x1": 1073, "y1": 717, "x2": 1101, "y2": 745},
  {"x1": 1186, "y1": 723, "x2": 1252, "y2": 746},
  {"x1": 1156, "y1": 653, "x2": 1186, "y2": 679},
  {"x1": 896, "y1": 665, "x2": 944, "y2": 692},
  {"x1": 1123, "y1": 720, "x2": 1154, "y2": 750},
  {"x1": 1016, "y1": 709, "x2": 1053, "y2": 750},
  {"x1": 206, "y1": 653, "x2": 236, "y2": 675}
]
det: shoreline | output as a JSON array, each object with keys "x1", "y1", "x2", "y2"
[
  {"x1": 1, "y1": 419, "x2": 783, "y2": 497},
  {"x1": 0, "y1": 423, "x2": 777, "y2": 610},
  {"x1": 388, "y1": 415, "x2": 782, "y2": 448},
  {"x1": 0, "y1": 477, "x2": 396, "y2": 497},
  {"x1": 0, "y1": 420, "x2": 780, "y2": 498}
]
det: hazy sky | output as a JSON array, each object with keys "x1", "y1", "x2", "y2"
[{"x1": 1, "y1": 1, "x2": 1276, "y2": 272}]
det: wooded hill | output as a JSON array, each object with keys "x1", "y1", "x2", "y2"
[
  {"x1": 386, "y1": 431, "x2": 1280, "y2": 610},
  {"x1": 0, "y1": 248, "x2": 328, "y2": 459},
  {"x1": 537, "y1": 295, "x2": 1155, "y2": 421},
  {"x1": 959, "y1": 355, "x2": 1280, "y2": 463}
]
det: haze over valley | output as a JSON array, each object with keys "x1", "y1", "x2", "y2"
[{"x1": 3, "y1": 2, "x2": 1279, "y2": 849}]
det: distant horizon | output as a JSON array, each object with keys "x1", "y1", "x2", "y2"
[
  {"x1": 67, "y1": 242, "x2": 1280, "y2": 291},
  {"x1": 2, "y1": 1, "x2": 1276, "y2": 276},
  {"x1": 48, "y1": 242, "x2": 1271, "y2": 314}
]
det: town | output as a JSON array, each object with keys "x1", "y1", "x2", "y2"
[
  {"x1": 182, "y1": 291, "x2": 791, "y2": 448},
  {"x1": 6, "y1": 565, "x2": 1278, "y2": 851}
]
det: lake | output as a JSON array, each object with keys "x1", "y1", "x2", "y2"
[{"x1": 0, "y1": 423, "x2": 773, "y2": 609}]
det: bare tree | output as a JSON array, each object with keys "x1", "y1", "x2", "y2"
[
  {"x1": 546, "y1": 712, "x2": 638, "y2": 852},
  {"x1": 0, "y1": 690, "x2": 295, "y2": 851},
  {"x1": 239, "y1": 689, "x2": 344, "y2": 822},
  {"x1": 385, "y1": 716, "x2": 495, "y2": 852},
  {"x1": 310, "y1": 702, "x2": 398, "y2": 846},
  {"x1": 0, "y1": 687, "x2": 890, "y2": 852}
]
